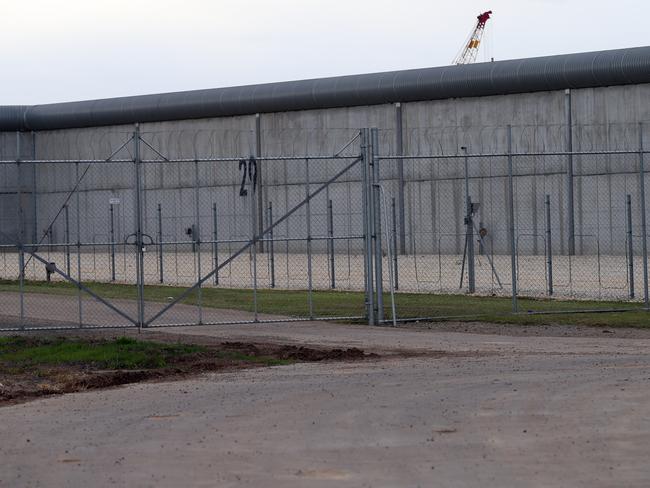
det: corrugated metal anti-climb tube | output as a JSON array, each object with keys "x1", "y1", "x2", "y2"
[{"x1": 1, "y1": 46, "x2": 650, "y2": 131}]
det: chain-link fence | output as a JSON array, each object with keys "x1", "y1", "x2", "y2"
[
  {"x1": 0, "y1": 127, "x2": 370, "y2": 330},
  {"x1": 0, "y1": 126, "x2": 649, "y2": 330},
  {"x1": 377, "y1": 125, "x2": 650, "y2": 323}
]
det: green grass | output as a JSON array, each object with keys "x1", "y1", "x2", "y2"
[
  {"x1": 1, "y1": 279, "x2": 649, "y2": 328},
  {"x1": 0, "y1": 336, "x2": 293, "y2": 384},
  {"x1": 390, "y1": 293, "x2": 649, "y2": 327},
  {"x1": 0, "y1": 336, "x2": 204, "y2": 370},
  {"x1": 0, "y1": 279, "x2": 367, "y2": 318}
]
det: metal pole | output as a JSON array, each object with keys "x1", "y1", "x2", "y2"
[
  {"x1": 371, "y1": 128, "x2": 384, "y2": 323},
  {"x1": 391, "y1": 197, "x2": 399, "y2": 290},
  {"x1": 250, "y1": 159, "x2": 259, "y2": 322},
  {"x1": 157, "y1": 203, "x2": 163, "y2": 283},
  {"x1": 18, "y1": 248, "x2": 25, "y2": 329},
  {"x1": 565, "y1": 89, "x2": 576, "y2": 255},
  {"x1": 75, "y1": 161, "x2": 83, "y2": 327},
  {"x1": 638, "y1": 123, "x2": 649, "y2": 308},
  {"x1": 395, "y1": 102, "x2": 406, "y2": 254},
  {"x1": 327, "y1": 199, "x2": 335, "y2": 289},
  {"x1": 133, "y1": 125, "x2": 145, "y2": 330},
  {"x1": 327, "y1": 200, "x2": 336, "y2": 290},
  {"x1": 507, "y1": 126, "x2": 518, "y2": 312},
  {"x1": 109, "y1": 205, "x2": 115, "y2": 281},
  {"x1": 462, "y1": 147, "x2": 475, "y2": 293},
  {"x1": 212, "y1": 202, "x2": 219, "y2": 285},
  {"x1": 361, "y1": 129, "x2": 375, "y2": 326},
  {"x1": 305, "y1": 158, "x2": 314, "y2": 319},
  {"x1": 194, "y1": 160, "x2": 203, "y2": 324},
  {"x1": 545, "y1": 195, "x2": 554, "y2": 296},
  {"x1": 467, "y1": 198, "x2": 476, "y2": 293},
  {"x1": 268, "y1": 201, "x2": 276, "y2": 288},
  {"x1": 626, "y1": 194, "x2": 635, "y2": 299},
  {"x1": 65, "y1": 204, "x2": 71, "y2": 277},
  {"x1": 255, "y1": 113, "x2": 264, "y2": 253},
  {"x1": 367, "y1": 129, "x2": 378, "y2": 322}
]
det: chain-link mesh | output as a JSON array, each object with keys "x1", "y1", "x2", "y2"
[
  {"x1": 376, "y1": 147, "x2": 649, "y2": 322},
  {"x1": 1, "y1": 124, "x2": 649, "y2": 330}
]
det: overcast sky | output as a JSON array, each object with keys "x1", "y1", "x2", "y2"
[{"x1": 3, "y1": 0, "x2": 648, "y2": 104}]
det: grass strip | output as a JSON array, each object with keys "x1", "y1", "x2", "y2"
[
  {"x1": 0, "y1": 336, "x2": 204, "y2": 370},
  {"x1": 0, "y1": 279, "x2": 648, "y2": 328},
  {"x1": 0, "y1": 336, "x2": 291, "y2": 371}
]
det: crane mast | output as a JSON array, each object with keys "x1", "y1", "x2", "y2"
[{"x1": 453, "y1": 11, "x2": 492, "y2": 65}]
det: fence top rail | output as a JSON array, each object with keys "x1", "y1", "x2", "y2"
[
  {"x1": 1, "y1": 149, "x2": 646, "y2": 165},
  {"x1": 377, "y1": 149, "x2": 650, "y2": 160},
  {"x1": 0, "y1": 159, "x2": 134, "y2": 165},
  {"x1": 0, "y1": 155, "x2": 361, "y2": 165},
  {"x1": 141, "y1": 155, "x2": 362, "y2": 163}
]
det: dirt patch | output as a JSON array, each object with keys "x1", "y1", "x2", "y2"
[
  {"x1": 0, "y1": 336, "x2": 379, "y2": 406},
  {"x1": 220, "y1": 341, "x2": 373, "y2": 361}
]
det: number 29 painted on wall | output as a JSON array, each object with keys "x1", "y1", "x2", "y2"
[{"x1": 239, "y1": 157, "x2": 258, "y2": 196}]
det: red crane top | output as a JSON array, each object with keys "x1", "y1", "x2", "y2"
[{"x1": 477, "y1": 11, "x2": 492, "y2": 27}]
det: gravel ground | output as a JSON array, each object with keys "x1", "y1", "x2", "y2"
[{"x1": 2, "y1": 319, "x2": 650, "y2": 487}]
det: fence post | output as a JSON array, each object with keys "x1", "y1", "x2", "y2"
[
  {"x1": 305, "y1": 158, "x2": 314, "y2": 319},
  {"x1": 327, "y1": 199, "x2": 335, "y2": 289},
  {"x1": 157, "y1": 203, "x2": 163, "y2": 284},
  {"x1": 507, "y1": 125, "x2": 518, "y2": 312},
  {"x1": 108, "y1": 204, "x2": 115, "y2": 281},
  {"x1": 638, "y1": 123, "x2": 649, "y2": 309},
  {"x1": 250, "y1": 157, "x2": 259, "y2": 322},
  {"x1": 361, "y1": 129, "x2": 375, "y2": 326},
  {"x1": 75, "y1": 161, "x2": 83, "y2": 327},
  {"x1": 268, "y1": 201, "x2": 275, "y2": 288},
  {"x1": 626, "y1": 194, "x2": 635, "y2": 299},
  {"x1": 371, "y1": 128, "x2": 384, "y2": 323},
  {"x1": 18, "y1": 247, "x2": 25, "y2": 329},
  {"x1": 462, "y1": 147, "x2": 475, "y2": 293},
  {"x1": 65, "y1": 204, "x2": 72, "y2": 277},
  {"x1": 545, "y1": 195, "x2": 553, "y2": 296},
  {"x1": 133, "y1": 125, "x2": 145, "y2": 330},
  {"x1": 212, "y1": 202, "x2": 219, "y2": 285},
  {"x1": 193, "y1": 160, "x2": 203, "y2": 324},
  {"x1": 392, "y1": 197, "x2": 399, "y2": 290}
]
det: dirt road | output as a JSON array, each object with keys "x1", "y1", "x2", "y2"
[{"x1": 1, "y1": 321, "x2": 650, "y2": 487}]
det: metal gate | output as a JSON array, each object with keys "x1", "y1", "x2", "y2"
[{"x1": 1, "y1": 127, "x2": 380, "y2": 331}]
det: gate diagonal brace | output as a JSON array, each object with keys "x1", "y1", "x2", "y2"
[
  {"x1": 25, "y1": 249, "x2": 138, "y2": 326},
  {"x1": 144, "y1": 156, "x2": 363, "y2": 327},
  {"x1": 22, "y1": 134, "x2": 136, "y2": 272}
]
